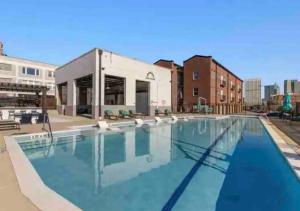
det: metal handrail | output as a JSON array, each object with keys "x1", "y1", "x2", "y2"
[{"x1": 42, "y1": 112, "x2": 53, "y2": 143}]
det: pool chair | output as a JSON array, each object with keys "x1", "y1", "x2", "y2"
[
  {"x1": 20, "y1": 113, "x2": 33, "y2": 124},
  {"x1": 104, "y1": 110, "x2": 118, "y2": 120},
  {"x1": 129, "y1": 110, "x2": 145, "y2": 118},
  {"x1": 36, "y1": 113, "x2": 49, "y2": 124},
  {"x1": 8, "y1": 110, "x2": 15, "y2": 120},
  {"x1": 0, "y1": 120, "x2": 20, "y2": 130},
  {"x1": 155, "y1": 109, "x2": 164, "y2": 116},
  {"x1": 119, "y1": 110, "x2": 131, "y2": 119},
  {"x1": 164, "y1": 109, "x2": 171, "y2": 116}
]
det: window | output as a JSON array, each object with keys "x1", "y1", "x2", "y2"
[
  {"x1": 0, "y1": 63, "x2": 13, "y2": 71},
  {"x1": 193, "y1": 88, "x2": 198, "y2": 96},
  {"x1": 22, "y1": 67, "x2": 40, "y2": 76},
  {"x1": 48, "y1": 70, "x2": 54, "y2": 77},
  {"x1": 193, "y1": 71, "x2": 200, "y2": 80},
  {"x1": 105, "y1": 75, "x2": 125, "y2": 105}
]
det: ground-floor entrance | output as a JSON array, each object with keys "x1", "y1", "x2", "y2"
[{"x1": 136, "y1": 80, "x2": 149, "y2": 115}]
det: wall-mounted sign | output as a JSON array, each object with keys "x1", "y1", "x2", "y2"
[{"x1": 146, "y1": 72, "x2": 155, "y2": 80}]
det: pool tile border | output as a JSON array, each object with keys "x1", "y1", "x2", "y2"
[
  {"x1": 260, "y1": 118, "x2": 300, "y2": 179},
  {"x1": 4, "y1": 136, "x2": 82, "y2": 211}
]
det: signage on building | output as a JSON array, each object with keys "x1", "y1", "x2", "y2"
[{"x1": 146, "y1": 72, "x2": 155, "y2": 80}]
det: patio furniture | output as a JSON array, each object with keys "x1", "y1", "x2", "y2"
[
  {"x1": 104, "y1": 110, "x2": 118, "y2": 120},
  {"x1": 119, "y1": 110, "x2": 131, "y2": 119},
  {"x1": 8, "y1": 110, "x2": 15, "y2": 120},
  {"x1": 20, "y1": 114, "x2": 33, "y2": 124},
  {"x1": 36, "y1": 113, "x2": 48, "y2": 124},
  {"x1": 164, "y1": 109, "x2": 171, "y2": 116},
  {"x1": 0, "y1": 120, "x2": 20, "y2": 130},
  {"x1": 155, "y1": 109, "x2": 164, "y2": 116},
  {"x1": 129, "y1": 110, "x2": 145, "y2": 118}
]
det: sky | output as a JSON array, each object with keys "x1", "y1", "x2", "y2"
[{"x1": 1, "y1": 0, "x2": 300, "y2": 95}]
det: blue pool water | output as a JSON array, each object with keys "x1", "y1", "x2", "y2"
[{"x1": 17, "y1": 117, "x2": 300, "y2": 211}]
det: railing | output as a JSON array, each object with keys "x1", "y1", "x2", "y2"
[
  {"x1": 220, "y1": 95, "x2": 226, "y2": 102},
  {"x1": 220, "y1": 80, "x2": 226, "y2": 87},
  {"x1": 231, "y1": 97, "x2": 235, "y2": 102},
  {"x1": 231, "y1": 85, "x2": 235, "y2": 90},
  {"x1": 238, "y1": 88, "x2": 242, "y2": 93},
  {"x1": 42, "y1": 112, "x2": 53, "y2": 143}
]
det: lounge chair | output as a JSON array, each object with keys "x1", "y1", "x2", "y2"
[
  {"x1": 36, "y1": 113, "x2": 48, "y2": 124},
  {"x1": 0, "y1": 120, "x2": 20, "y2": 130},
  {"x1": 129, "y1": 110, "x2": 145, "y2": 117},
  {"x1": 155, "y1": 109, "x2": 164, "y2": 116},
  {"x1": 164, "y1": 109, "x2": 171, "y2": 116},
  {"x1": 119, "y1": 110, "x2": 131, "y2": 119},
  {"x1": 8, "y1": 110, "x2": 15, "y2": 120},
  {"x1": 104, "y1": 110, "x2": 118, "y2": 120},
  {"x1": 20, "y1": 114, "x2": 33, "y2": 124}
]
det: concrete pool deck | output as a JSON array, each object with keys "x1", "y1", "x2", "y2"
[{"x1": 1, "y1": 113, "x2": 300, "y2": 210}]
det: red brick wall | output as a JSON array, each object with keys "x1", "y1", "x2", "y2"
[{"x1": 183, "y1": 56, "x2": 211, "y2": 110}]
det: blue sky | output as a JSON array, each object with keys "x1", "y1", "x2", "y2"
[{"x1": 1, "y1": 0, "x2": 300, "y2": 93}]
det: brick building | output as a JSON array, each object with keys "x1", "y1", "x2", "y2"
[
  {"x1": 183, "y1": 55, "x2": 243, "y2": 114},
  {"x1": 154, "y1": 60, "x2": 184, "y2": 112}
]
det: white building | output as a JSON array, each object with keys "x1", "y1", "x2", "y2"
[
  {"x1": 244, "y1": 78, "x2": 262, "y2": 106},
  {"x1": 55, "y1": 48, "x2": 171, "y2": 119},
  {"x1": 0, "y1": 42, "x2": 58, "y2": 97}
]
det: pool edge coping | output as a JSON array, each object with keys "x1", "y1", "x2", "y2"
[
  {"x1": 4, "y1": 136, "x2": 82, "y2": 211},
  {"x1": 260, "y1": 117, "x2": 300, "y2": 179}
]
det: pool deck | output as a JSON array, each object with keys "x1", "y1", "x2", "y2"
[{"x1": 1, "y1": 113, "x2": 300, "y2": 210}]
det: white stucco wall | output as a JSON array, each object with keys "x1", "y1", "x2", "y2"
[
  {"x1": 0, "y1": 55, "x2": 57, "y2": 95},
  {"x1": 55, "y1": 49, "x2": 97, "y2": 106},
  {"x1": 55, "y1": 48, "x2": 171, "y2": 117},
  {"x1": 100, "y1": 50, "x2": 171, "y2": 107}
]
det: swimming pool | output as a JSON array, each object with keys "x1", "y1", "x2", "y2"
[{"x1": 15, "y1": 117, "x2": 300, "y2": 211}]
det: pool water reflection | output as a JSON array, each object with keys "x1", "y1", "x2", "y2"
[{"x1": 18, "y1": 118, "x2": 300, "y2": 211}]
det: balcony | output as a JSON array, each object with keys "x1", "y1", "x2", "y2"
[
  {"x1": 231, "y1": 97, "x2": 235, "y2": 102},
  {"x1": 238, "y1": 87, "x2": 242, "y2": 93},
  {"x1": 230, "y1": 85, "x2": 235, "y2": 90},
  {"x1": 220, "y1": 80, "x2": 226, "y2": 87},
  {"x1": 220, "y1": 95, "x2": 226, "y2": 102}
]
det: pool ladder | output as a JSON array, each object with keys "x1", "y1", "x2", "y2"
[{"x1": 42, "y1": 112, "x2": 54, "y2": 143}]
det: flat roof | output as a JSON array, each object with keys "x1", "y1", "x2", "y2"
[
  {"x1": 57, "y1": 48, "x2": 172, "y2": 72},
  {"x1": 184, "y1": 55, "x2": 243, "y2": 82},
  {"x1": 0, "y1": 55, "x2": 58, "y2": 68},
  {"x1": 154, "y1": 59, "x2": 183, "y2": 68}
]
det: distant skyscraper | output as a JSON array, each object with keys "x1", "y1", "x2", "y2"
[
  {"x1": 264, "y1": 83, "x2": 280, "y2": 101},
  {"x1": 284, "y1": 80, "x2": 297, "y2": 94},
  {"x1": 295, "y1": 81, "x2": 300, "y2": 94},
  {"x1": 244, "y1": 78, "x2": 261, "y2": 106}
]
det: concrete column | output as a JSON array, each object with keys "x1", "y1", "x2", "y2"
[
  {"x1": 92, "y1": 50, "x2": 100, "y2": 119},
  {"x1": 66, "y1": 80, "x2": 76, "y2": 116},
  {"x1": 92, "y1": 72, "x2": 100, "y2": 119}
]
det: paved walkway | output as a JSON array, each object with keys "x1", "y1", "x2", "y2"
[
  {"x1": 0, "y1": 113, "x2": 96, "y2": 211},
  {"x1": 269, "y1": 117, "x2": 300, "y2": 151}
]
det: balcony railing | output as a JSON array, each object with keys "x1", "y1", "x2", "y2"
[
  {"x1": 238, "y1": 87, "x2": 242, "y2": 93},
  {"x1": 220, "y1": 95, "x2": 226, "y2": 102},
  {"x1": 231, "y1": 97, "x2": 235, "y2": 102},
  {"x1": 220, "y1": 80, "x2": 226, "y2": 87},
  {"x1": 230, "y1": 85, "x2": 235, "y2": 90}
]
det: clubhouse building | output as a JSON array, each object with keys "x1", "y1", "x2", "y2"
[{"x1": 55, "y1": 48, "x2": 171, "y2": 119}]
